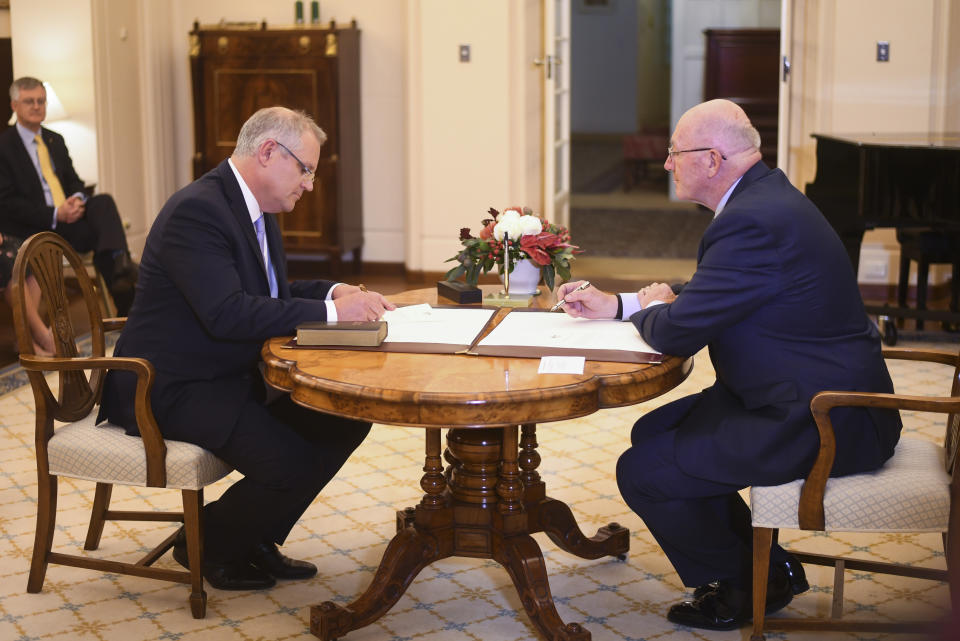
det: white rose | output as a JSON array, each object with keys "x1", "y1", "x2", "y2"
[
  {"x1": 519, "y1": 214, "x2": 543, "y2": 237},
  {"x1": 494, "y1": 209, "x2": 523, "y2": 241}
]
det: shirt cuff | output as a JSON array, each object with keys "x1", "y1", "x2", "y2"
[
  {"x1": 326, "y1": 282, "x2": 344, "y2": 300},
  {"x1": 620, "y1": 292, "x2": 643, "y2": 319},
  {"x1": 325, "y1": 300, "x2": 337, "y2": 322}
]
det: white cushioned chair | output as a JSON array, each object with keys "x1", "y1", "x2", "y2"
[
  {"x1": 749, "y1": 346, "x2": 959, "y2": 639},
  {"x1": 10, "y1": 232, "x2": 232, "y2": 618}
]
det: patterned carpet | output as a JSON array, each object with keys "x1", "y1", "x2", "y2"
[
  {"x1": 570, "y1": 208, "x2": 713, "y2": 259},
  {"x1": 0, "y1": 341, "x2": 955, "y2": 641}
]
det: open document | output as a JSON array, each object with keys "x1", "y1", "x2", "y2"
[{"x1": 475, "y1": 309, "x2": 662, "y2": 363}]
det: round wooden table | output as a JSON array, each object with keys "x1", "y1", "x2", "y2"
[{"x1": 262, "y1": 287, "x2": 692, "y2": 641}]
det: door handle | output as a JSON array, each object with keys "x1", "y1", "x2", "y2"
[{"x1": 533, "y1": 54, "x2": 554, "y2": 79}]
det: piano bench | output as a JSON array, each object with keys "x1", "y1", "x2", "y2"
[{"x1": 896, "y1": 229, "x2": 960, "y2": 330}]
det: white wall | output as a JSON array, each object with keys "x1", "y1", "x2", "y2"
[
  {"x1": 404, "y1": 0, "x2": 539, "y2": 273},
  {"x1": 9, "y1": 1, "x2": 99, "y2": 184}
]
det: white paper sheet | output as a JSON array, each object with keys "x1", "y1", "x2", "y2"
[
  {"x1": 477, "y1": 311, "x2": 660, "y2": 354},
  {"x1": 538, "y1": 356, "x2": 586, "y2": 374},
  {"x1": 381, "y1": 305, "x2": 496, "y2": 345}
]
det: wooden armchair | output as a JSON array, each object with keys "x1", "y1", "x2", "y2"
[
  {"x1": 749, "y1": 346, "x2": 959, "y2": 639},
  {"x1": 10, "y1": 232, "x2": 232, "y2": 618}
]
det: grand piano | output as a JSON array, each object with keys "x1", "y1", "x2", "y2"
[{"x1": 804, "y1": 132, "x2": 960, "y2": 340}]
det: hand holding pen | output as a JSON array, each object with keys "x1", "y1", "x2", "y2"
[
  {"x1": 550, "y1": 280, "x2": 591, "y2": 312},
  {"x1": 552, "y1": 280, "x2": 621, "y2": 319}
]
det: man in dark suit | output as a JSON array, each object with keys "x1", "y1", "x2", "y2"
[
  {"x1": 99, "y1": 106, "x2": 395, "y2": 590},
  {"x1": 0, "y1": 76, "x2": 138, "y2": 315},
  {"x1": 556, "y1": 99, "x2": 901, "y2": 631}
]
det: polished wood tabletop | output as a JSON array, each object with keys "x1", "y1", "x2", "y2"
[
  {"x1": 263, "y1": 287, "x2": 692, "y2": 428},
  {"x1": 261, "y1": 286, "x2": 692, "y2": 641}
]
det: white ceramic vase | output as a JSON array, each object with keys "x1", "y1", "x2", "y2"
[{"x1": 500, "y1": 257, "x2": 541, "y2": 295}]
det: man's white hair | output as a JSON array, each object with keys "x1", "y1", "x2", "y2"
[{"x1": 234, "y1": 106, "x2": 327, "y2": 157}]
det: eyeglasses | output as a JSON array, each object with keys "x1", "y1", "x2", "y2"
[
  {"x1": 17, "y1": 97, "x2": 46, "y2": 107},
  {"x1": 667, "y1": 146, "x2": 727, "y2": 160},
  {"x1": 272, "y1": 139, "x2": 316, "y2": 183}
]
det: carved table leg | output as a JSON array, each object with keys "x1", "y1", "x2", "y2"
[
  {"x1": 311, "y1": 527, "x2": 443, "y2": 640},
  {"x1": 314, "y1": 428, "x2": 451, "y2": 640},
  {"x1": 522, "y1": 424, "x2": 629, "y2": 561},
  {"x1": 537, "y1": 499, "x2": 629, "y2": 561},
  {"x1": 495, "y1": 533, "x2": 591, "y2": 641}
]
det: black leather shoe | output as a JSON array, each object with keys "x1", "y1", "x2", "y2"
[
  {"x1": 249, "y1": 542, "x2": 317, "y2": 580},
  {"x1": 693, "y1": 556, "x2": 809, "y2": 600},
  {"x1": 781, "y1": 557, "x2": 809, "y2": 595},
  {"x1": 171, "y1": 529, "x2": 276, "y2": 591},
  {"x1": 669, "y1": 571, "x2": 793, "y2": 631}
]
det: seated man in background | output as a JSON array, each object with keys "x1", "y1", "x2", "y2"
[
  {"x1": 0, "y1": 76, "x2": 137, "y2": 315},
  {"x1": 99, "y1": 106, "x2": 394, "y2": 591},
  {"x1": 556, "y1": 99, "x2": 902, "y2": 631}
]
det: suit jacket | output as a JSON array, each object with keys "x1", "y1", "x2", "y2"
[
  {"x1": 99, "y1": 159, "x2": 335, "y2": 450},
  {"x1": 630, "y1": 161, "x2": 901, "y2": 486},
  {"x1": 0, "y1": 125, "x2": 85, "y2": 238}
]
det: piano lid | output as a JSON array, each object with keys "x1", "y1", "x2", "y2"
[{"x1": 813, "y1": 132, "x2": 960, "y2": 150}]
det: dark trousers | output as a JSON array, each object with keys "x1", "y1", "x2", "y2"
[
  {"x1": 203, "y1": 394, "x2": 371, "y2": 564},
  {"x1": 55, "y1": 193, "x2": 128, "y2": 255},
  {"x1": 616, "y1": 394, "x2": 789, "y2": 589}
]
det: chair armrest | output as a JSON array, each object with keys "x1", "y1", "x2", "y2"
[
  {"x1": 19, "y1": 354, "x2": 169, "y2": 488},
  {"x1": 883, "y1": 347, "x2": 959, "y2": 367},
  {"x1": 102, "y1": 317, "x2": 126, "y2": 332},
  {"x1": 797, "y1": 390, "x2": 960, "y2": 530}
]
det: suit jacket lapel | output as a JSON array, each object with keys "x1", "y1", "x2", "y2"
[
  {"x1": 8, "y1": 128, "x2": 44, "y2": 197},
  {"x1": 216, "y1": 160, "x2": 269, "y2": 274},
  {"x1": 216, "y1": 160, "x2": 289, "y2": 297}
]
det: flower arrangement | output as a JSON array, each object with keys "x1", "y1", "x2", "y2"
[{"x1": 444, "y1": 207, "x2": 579, "y2": 291}]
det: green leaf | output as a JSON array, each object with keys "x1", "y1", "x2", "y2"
[
  {"x1": 445, "y1": 265, "x2": 466, "y2": 281},
  {"x1": 542, "y1": 264, "x2": 555, "y2": 292}
]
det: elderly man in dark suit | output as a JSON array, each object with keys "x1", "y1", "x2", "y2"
[
  {"x1": 0, "y1": 76, "x2": 138, "y2": 314},
  {"x1": 99, "y1": 106, "x2": 394, "y2": 591},
  {"x1": 556, "y1": 99, "x2": 901, "y2": 631}
]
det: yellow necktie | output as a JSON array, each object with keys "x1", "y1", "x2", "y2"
[{"x1": 34, "y1": 134, "x2": 65, "y2": 207}]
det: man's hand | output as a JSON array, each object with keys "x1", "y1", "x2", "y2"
[
  {"x1": 332, "y1": 285, "x2": 396, "y2": 321},
  {"x1": 637, "y1": 282, "x2": 676, "y2": 308},
  {"x1": 55, "y1": 196, "x2": 85, "y2": 224},
  {"x1": 554, "y1": 280, "x2": 618, "y2": 319}
]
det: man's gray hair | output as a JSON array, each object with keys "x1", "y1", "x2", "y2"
[
  {"x1": 234, "y1": 107, "x2": 327, "y2": 157},
  {"x1": 10, "y1": 76, "x2": 44, "y2": 101},
  {"x1": 717, "y1": 119, "x2": 761, "y2": 153}
]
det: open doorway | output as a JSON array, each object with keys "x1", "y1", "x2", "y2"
[
  {"x1": 568, "y1": 0, "x2": 780, "y2": 273},
  {"x1": 569, "y1": 0, "x2": 706, "y2": 273}
]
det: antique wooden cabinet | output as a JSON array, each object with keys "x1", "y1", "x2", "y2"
[
  {"x1": 189, "y1": 21, "x2": 362, "y2": 272},
  {"x1": 703, "y1": 28, "x2": 780, "y2": 168}
]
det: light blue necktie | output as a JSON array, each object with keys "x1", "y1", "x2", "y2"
[{"x1": 254, "y1": 215, "x2": 278, "y2": 298}]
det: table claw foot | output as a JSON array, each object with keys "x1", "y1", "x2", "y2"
[
  {"x1": 539, "y1": 499, "x2": 629, "y2": 560},
  {"x1": 496, "y1": 534, "x2": 592, "y2": 641},
  {"x1": 310, "y1": 527, "x2": 442, "y2": 640},
  {"x1": 311, "y1": 601, "x2": 352, "y2": 641}
]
